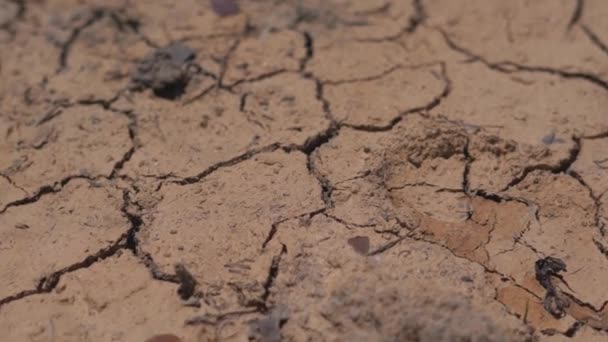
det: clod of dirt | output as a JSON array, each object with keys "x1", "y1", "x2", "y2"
[
  {"x1": 145, "y1": 334, "x2": 182, "y2": 342},
  {"x1": 211, "y1": 0, "x2": 240, "y2": 17},
  {"x1": 138, "y1": 150, "x2": 324, "y2": 313},
  {"x1": 347, "y1": 236, "x2": 370, "y2": 255},
  {"x1": 1, "y1": 106, "x2": 131, "y2": 194},
  {"x1": 174, "y1": 264, "x2": 197, "y2": 300},
  {"x1": 0, "y1": 253, "x2": 199, "y2": 341},
  {"x1": 249, "y1": 305, "x2": 289, "y2": 342},
  {"x1": 535, "y1": 256, "x2": 570, "y2": 318},
  {"x1": 323, "y1": 63, "x2": 447, "y2": 127},
  {"x1": 223, "y1": 31, "x2": 305, "y2": 86},
  {"x1": 132, "y1": 42, "x2": 196, "y2": 100},
  {"x1": 0, "y1": 180, "x2": 129, "y2": 299}
]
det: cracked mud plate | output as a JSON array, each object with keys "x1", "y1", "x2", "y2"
[{"x1": 1, "y1": 0, "x2": 608, "y2": 341}]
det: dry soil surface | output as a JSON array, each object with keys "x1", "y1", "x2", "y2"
[{"x1": 1, "y1": 0, "x2": 608, "y2": 341}]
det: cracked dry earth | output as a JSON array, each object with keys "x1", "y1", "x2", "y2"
[{"x1": 1, "y1": 1, "x2": 608, "y2": 342}]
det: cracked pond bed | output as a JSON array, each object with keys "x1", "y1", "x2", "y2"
[{"x1": 1, "y1": 0, "x2": 608, "y2": 341}]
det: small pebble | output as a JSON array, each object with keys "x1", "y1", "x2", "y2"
[
  {"x1": 210, "y1": 0, "x2": 240, "y2": 17},
  {"x1": 347, "y1": 236, "x2": 370, "y2": 255}
]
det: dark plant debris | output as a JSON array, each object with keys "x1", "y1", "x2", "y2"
[
  {"x1": 535, "y1": 256, "x2": 570, "y2": 318},
  {"x1": 174, "y1": 263, "x2": 197, "y2": 300}
]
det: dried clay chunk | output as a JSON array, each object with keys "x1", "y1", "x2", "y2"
[{"x1": 132, "y1": 42, "x2": 196, "y2": 98}]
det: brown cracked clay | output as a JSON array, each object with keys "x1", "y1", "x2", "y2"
[{"x1": 1, "y1": 0, "x2": 608, "y2": 341}]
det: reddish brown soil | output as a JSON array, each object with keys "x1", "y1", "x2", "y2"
[{"x1": 1, "y1": 0, "x2": 608, "y2": 341}]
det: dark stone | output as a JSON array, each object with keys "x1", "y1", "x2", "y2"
[
  {"x1": 210, "y1": 0, "x2": 240, "y2": 17},
  {"x1": 131, "y1": 42, "x2": 196, "y2": 100},
  {"x1": 348, "y1": 236, "x2": 370, "y2": 255}
]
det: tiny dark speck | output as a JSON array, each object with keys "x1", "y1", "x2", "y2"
[
  {"x1": 347, "y1": 236, "x2": 370, "y2": 255},
  {"x1": 461, "y1": 275, "x2": 473, "y2": 282},
  {"x1": 542, "y1": 132, "x2": 565, "y2": 145},
  {"x1": 542, "y1": 132, "x2": 555, "y2": 145},
  {"x1": 211, "y1": 0, "x2": 240, "y2": 17}
]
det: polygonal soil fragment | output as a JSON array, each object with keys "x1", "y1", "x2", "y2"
[
  {"x1": 412, "y1": 197, "x2": 535, "y2": 274},
  {"x1": 324, "y1": 63, "x2": 447, "y2": 127},
  {"x1": 308, "y1": 40, "x2": 406, "y2": 82},
  {"x1": 0, "y1": 252, "x2": 200, "y2": 342},
  {"x1": 432, "y1": 62, "x2": 607, "y2": 192},
  {"x1": 25, "y1": 0, "x2": 122, "y2": 27},
  {"x1": 0, "y1": 106, "x2": 130, "y2": 194},
  {"x1": 2, "y1": 5, "x2": 147, "y2": 120},
  {"x1": 381, "y1": 116, "x2": 467, "y2": 190},
  {"x1": 315, "y1": 115, "x2": 468, "y2": 233},
  {"x1": 506, "y1": 171, "x2": 608, "y2": 309},
  {"x1": 315, "y1": 115, "x2": 466, "y2": 187},
  {"x1": 0, "y1": 180, "x2": 128, "y2": 300},
  {"x1": 223, "y1": 30, "x2": 306, "y2": 86},
  {"x1": 433, "y1": 63, "x2": 608, "y2": 146},
  {"x1": 123, "y1": 74, "x2": 327, "y2": 179},
  {"x1": 0, "y1": 27, "x2": 56, "y2": 86},
  {"x1": 49, "y1": 8, "x2": 151, "y2": 99},
  {"x1": 236, "y1": 72, "x2": 329, "y2": 148},
  {"x1": 426, "y1": 0, "x2": 608, "y2": 81},
  {"x1": 121, "y1": 90, "x2": 258, "y2": 179},
  {"x1": 390, "y1": 185, "x2": 471, "y2": 223},
  {"x1": 124, "y1": 0, "x2": 245, "y2": 44},
  {"x1": 329, "y1": 177, "x2": 398, "y2": 231},
  {"x1": 581, "y1": 0, "x2": 608, "y2": 56},
  {"x1": 467, "y1": 132, "x2": 570, "y2": 193},
  {"x1": 563, "y1": 299, "x2": 608, "y2": 332},
  {"x1": 0, "y1": 32, "x2": 59, "y2": 125},
  {"x1": 138, "y1": 150, "x2": 324, "y2": 313},
  {"x1": 312, "y1": 127, "x2": 387, "y2": 185},
  {"x1": 541, "y1": 325, "x2": 608, "y2": 342},
  {"x1": 241, "y1": 0, "x2": 416, "y2": 42},
  {"x1": 182, "y1": 35, "x2": 240, "y2": 78},
  {"x1": 267, "y1": 215, "x2": 532, "y2": 341},
  {"x1": 0, "y1": 175, "x2": 26, "y2": 211},
  {"x1": 308, "y1": 0, "x2": 416, "y2": 41},
  {"x1": 495, "y1": 284, "x2": 578, "y2": 334},
  {"x1": 571, "y1": 138, "x2": 608, "y2": 196}
]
